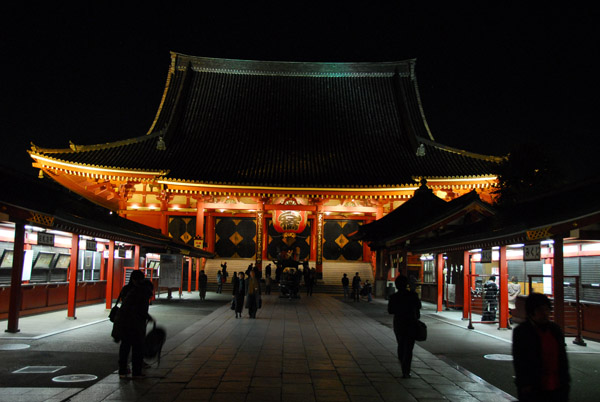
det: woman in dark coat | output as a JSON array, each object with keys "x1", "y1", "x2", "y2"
[
  {"x1": 112, "y1": 270, "x2": 153, "y2": 379},
  {"x1": 245, "y1": 269, "x2": 261, "y2": 318},
  {"x1": 234, "y1": 272, "x2": 245, "y2": 318},
  {"x1": 513, "y1": 293, "x2": 570, "y2": 401},
  {"x1": 388, "y1": 275, "x2": 421, "y2": 378}
]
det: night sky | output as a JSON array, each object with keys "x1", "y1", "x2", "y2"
[{"x1": 3, "y1": 4, "x2": 598, "y2": 179}]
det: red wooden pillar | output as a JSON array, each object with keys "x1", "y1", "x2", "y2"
[
  {"x1": 553, "y1": 236, "x2": 565, "y2": 331},
  {"x1": 310, "y1": 215, "x2": 317, "y2": 261},
  {"x1": 160, "y1": 197, "x2": 169, "y2": 236},
  {"x1": 436, "y1": 253, "x2": 444, "y2": 312},
  {"x1": 188, "y1": 258, "x2": 193, "y2": 292},
  {"x1": 195, "y1": 257, "x2": 200, "y2": 290},
  {"x1": 134, "y1": 244, "x2": 140, "y2": 270},
  {"x1": 99, "y1": 247, "x2": 106, "y2": 281},
  {"x1": 6, "y1": 221, "x2": 25, "y2": 333},
  {"x1": 195, "y1": 199, "x2": 205, "y2": 239},
  {"x1": 463, "y1": 251, "x2": 470, "y2": 320},
  {"x1": 206, "y1": 213, "x2": 215, "y2": 253},
  {"x1": 498, "y1": 246, "x2": 509, "y2": 329},
  {"x1": 262, "y1": 210, "x2": 268, "y2": 262},
  {"x1": 67, "y1": 234, "x2": 79, "y2": 319},
  {"x1": 105, "y1": 240, "x2": 115, "y2": 309}
]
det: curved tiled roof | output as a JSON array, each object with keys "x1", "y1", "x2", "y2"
[{"x1": 31, "y1": 53, "x2": 502, "y2": 188}]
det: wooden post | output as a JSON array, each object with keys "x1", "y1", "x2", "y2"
[
  {"x1": 206, "y1": 214, "x2": 215, "y2": 253},
  {"x1": 105, "y1": 240, "x2": 115, "y2": 309},
  {"x1": 188, "y1": 257, "x2": 192, "y2": 292},
  {"x1": 255, "y1": 208, "x2": 264, "y2": 270},
  {"x1": 316, "y1": 209, "x2": 324, "y2": 274},
  {"x1": 463, "y1": 251, "x2": 470, "y2": 320},
  {"x1": 67, "y1": 234, "x2": 79, "y2": 319},
  {"x1": 553, "y1": 236, "x2": 565, "y2": 331},
  {"x1": 498, "y1": 245, "x2": 509, "y2": 329},
  {"x1": 6, "y1": 221, "x2": 25, "y2": 333},
  {"x1": 437, "y1": 253, "x2": 444, "y2": 312},
  {"x1": 195, "y1": 257, "x2": 200, "y2": 291},
  {"x1": 134, "y1": 244, "x2": 140, "y2": 270},
  {"x1": 310, "y1": 215, "x2": 317, "y2": 261}
]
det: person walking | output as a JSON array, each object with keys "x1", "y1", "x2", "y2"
[
  {"x1": 198, "y1": 270, "x2": 208, "y2": 300},
  {"x1": 265, "y1": 263, "x2": 272, "y2": 279},
  {"x1": 341, "y1": 273, "x2": 350, "y2": 301},
  {"x1": 513, "y1": 293, "x2": 570, "y2": 402},
  {"x1": 352, "y1": 272, "x2": 362, "y2": 302},
  {"x1": 388, "y1": 275, "x2": 421, "y2": 378},
  {"x1": 216, "y1": 270, "x2": 223, "y2": 294},
  {"x1": 232, "y1": 271, "x2": 239, "y2": 295},
  {"x1": 234, "y1": 272, "x2": 245, "y2": 318},
  {"x1": 483, "y1": 275, "x2": 499, "y2": 321},
  {"x1": 245, "y1": 269, "x2": 262, "y2": 318},
  {"x1": 112, "y1": 270, "x2": 154, "y2": 379},
  {"x1": 364, "y1": 280, "x2": 373, "y2": 302},
  {"x1": 265, "y1": 273, "x2": 272, "y2": 295},
  {"x1": 221, "y1": 262, "x2": 228, "y2": 283}
]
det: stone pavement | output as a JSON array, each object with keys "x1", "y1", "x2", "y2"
[{"x1": 66, "y1": 294, "x2": 514, "y2": 402}]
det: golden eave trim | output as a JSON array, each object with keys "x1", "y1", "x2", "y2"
[
  {"x1": 31, "y1": 154, "x2": 168, "y2": 176},
  {"x1": 156, "y1": 179, "x2": 419, "y2": 193},
  {"x1": 422, "y1": 176, "x2": 498, "y2": 183}
]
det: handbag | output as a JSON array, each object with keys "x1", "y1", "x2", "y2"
[
  {"x1": 109, "y1": 305, "x2": 120, "y2": 322},
  {"x1": 415, "y1": 319, "x2": 427, "y2": 342},
  {"x1": 231, "y1": 297, "x2": 236, "y2": 310},
  {"x1": 109, "y1": 295, "x2": 121, "y2": 322}
]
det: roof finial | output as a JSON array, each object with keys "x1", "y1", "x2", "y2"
[{"x1": 156, "y1": 136, "x2": 166, "y2": 151}]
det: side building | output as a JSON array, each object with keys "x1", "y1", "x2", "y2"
[{"x1": 29, "y1": 53, "x2": 502, "y2": 283}]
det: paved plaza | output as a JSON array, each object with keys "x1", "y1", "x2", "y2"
[{"x1": 5, "y1": 293, "x2": 515, "y2": 402}]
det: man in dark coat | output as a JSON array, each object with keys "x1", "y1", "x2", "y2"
[
  {"x1": 513, "y1": 293, "x2": 570, "y2": 402},
  {"x1": 341, "y1": 273, "x2": 350, "y2": 301},
  {"x1": 388, "y1": 275, "x2": 421, "y2": 378},
  {"x1": 112, "y1": 270, "x2": 153, "y2": 379},
  {"x1": 245, "y1": 269, "x2": 262, "y2": 318},
  {"x1": 234, "y1": 272, "x2": 245, "y2": 318},
  {"x1": 351, "y1": 272, "x2": 362, "y2": 302},
  {"x1": 198, "y1": 270, "x2": 208, "y2": 300}
]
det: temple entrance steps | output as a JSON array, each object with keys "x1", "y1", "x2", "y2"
[
  {"x1": 203, "y1": 259, "x2": 253, "y2": 283},
  {"x1": 320, "y1": 261, "x2": 374, "y2": 285}
]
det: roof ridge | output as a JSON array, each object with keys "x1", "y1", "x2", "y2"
[
  {"x1": 417, "y1": 137, "x2": 506, "y2": 163},
  {"x1": 30, "y1": 130, "x2": 164, "y2": 154},
  {"x1": 171, "y1": 52, "x2": 416, "y2": 76}
]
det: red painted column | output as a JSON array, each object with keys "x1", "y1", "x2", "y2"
[
  {"x1": 67, "y1": 234, "x2": 79, "y2": 319},
  {"x1": 195, "y1": 257, "x2": 200, "y2": 291},
  {"x1": 206, "y1": 213, "x2": 215, "y2": 253},
  {"x1": 6, "y1": 221, "x2": 25, "y2": 333},
  {"x1": 463, "y1": 251, "x2": 470, "y2": 320},
  {"x1": 310, "y1": 215, "x2": 317, "y2": 261},
  {"x1": 498, "y1": 246, "x2": 509, "y2": 329},
  {"x1": 105, "y1": 240, "x2": 115, "y2": 309},
  {"x1": 553, "y1": 236, "x2": 565, "y2": 331},
  {"x1": 195, "y1": 199, "x2": 205, "y2": 239},
  {"x1": 134, "y1": 244, "x2": 140, "y2": 270},
  {"x1": 437, "y1": 253, "x2": 444, "y2": 312},
  {"x1": 188, "y1": 258, "x2": 192, "y2": 292},
  {"x1": 99, "y1": 247, "x2": 106, "y2": 281},
  {"x1": 262, "y1": 209, "x2": 268, "y2": 262}
]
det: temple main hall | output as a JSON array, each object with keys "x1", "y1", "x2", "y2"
[{"x1": 29, "y1": 52, "x2": 501, "y2": 282}]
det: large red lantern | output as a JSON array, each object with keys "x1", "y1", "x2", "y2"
[{"x1": 273, "y1": 209, "x2": 307, "y2": 234}]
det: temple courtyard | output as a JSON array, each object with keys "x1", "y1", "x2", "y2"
[{"x1": 0, "y1": 292, "x2": 598, "y2": 402}]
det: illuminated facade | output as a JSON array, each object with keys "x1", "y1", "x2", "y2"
[{"x1": 29, "y1": 53, "x2": 502, "y2": 281}]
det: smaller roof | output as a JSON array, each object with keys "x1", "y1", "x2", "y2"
[
  {"x1": 407, "y1": 177, "x2": 600, "y2": 254},
  {"x1": 0, "y1": 166, "x2": 213, "y2": 259},
  {"x1": 356, "y1": 180, "x2": 495, "y2": 248}
]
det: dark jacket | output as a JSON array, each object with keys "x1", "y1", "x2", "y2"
[
  {"x1": 112, "y1": 282, "x2": 151, "y2": 343},
  {"x1": 352, "y1": 275, "x2": 361, "y2": 289},
  {"x1": 342, "y1": 277, "x2": 349, "y2": 287},
  {"x1": 198, "y1": 273, "x2": 208, "y2": 288},
  {"x1": 388, "y1": 289, "x2": 421, "y2": 337},
  {"x1": 513, "y1": 320, "x2": 570, "y2": 400}
]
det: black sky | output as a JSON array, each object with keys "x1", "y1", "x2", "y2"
[{"x1": 3, "y1": 3, "x2": 599, "y2": 178}]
